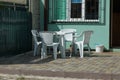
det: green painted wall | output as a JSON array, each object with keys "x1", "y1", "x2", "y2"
[
  {"x1": 40, "y1": 0, "x2": 44, "y2": 30},
  {"x1": 40, "y1": 0, "x2": 110, "y2": 50}
]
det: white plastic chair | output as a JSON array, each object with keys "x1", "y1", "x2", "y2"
[
  {"x1": 74, "y1": 30, "x2": 93, "y2": 58},
  {"x1": 60, "y1": 29, "x2": 77, "y2": 57},
  {"x1": 31, "y1": 30, "x2": 42, "y2": 56},
  {"x1": 39, "y1": 31, "x2": 59, "y2": 59}
]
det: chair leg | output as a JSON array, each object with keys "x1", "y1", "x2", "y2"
[
  {"x1": 34, "y1": 44, "x2": 38, "y2": 56},
  {"x1": 37, "y1": 45, "x2": 40, "y2": 55},
  {"x1": 41, "y1": 44, "x2": 47, "y2": 59},
  {"x1": 87, "y1": 44, "x2": 91, "y2": 54},
  {"x1": 74, "y1": 44, "x2": 77, "y2": 55},
  {"x1": 80, "y1": 43, "x2": 83, "y2": 58},
  {"x1": 41, "y1": 48, "x2": 44, "y2": 59},
  {"x1": 69, "y1": 45, "x2": 72, "y2": 57},
  {"x1": 43, "y1": 45, "x2": 47, "y2": 58},
  {"x1": 76, "y1": 43, "x2": 83, "y2": 58},
  {"x1": 53, "y1": 45, "x2": 58, "y2": 59}
]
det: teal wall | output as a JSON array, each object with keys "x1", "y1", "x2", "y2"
[
  {"x1": 40, "y1": 0, "x2": 110, "y2": 50},
  {"x1": 40, "y1": 0, "x2": 44, "y2": 30}
]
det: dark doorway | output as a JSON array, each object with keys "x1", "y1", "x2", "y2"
[{"x1": 111, "y1": 0, "x2": 120, "y2": 47}]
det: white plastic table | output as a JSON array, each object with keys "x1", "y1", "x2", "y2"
[{"x1": 56, "y1": 31, "x2": 76, "y2": 58}]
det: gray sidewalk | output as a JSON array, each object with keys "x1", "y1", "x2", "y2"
[{"x1": 0, "y1": 51, "x2": 120, "y2": 80}]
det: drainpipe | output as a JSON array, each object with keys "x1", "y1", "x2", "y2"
[
  {"x1": 28, "y1": 0, "x2": 31, "y2": 12},
  {"x1": 44, "y1": 0, "x2": 48, "y2": 31}
]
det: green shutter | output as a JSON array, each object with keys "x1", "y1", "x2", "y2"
[
  {"x1": 99, "y1": 0, "x2": 105, "y2": 24},
  {"x1": 52, "y1": 0, "x2": 66, "y2": 20},
  {"x1": 49, "y1": 0, "x2": 53, "y2": 22}
]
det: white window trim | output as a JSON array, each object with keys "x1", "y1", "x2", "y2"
[
  {"x1": 56, "y1": 0, "x2": 99, "y2": 22},
  {"x1": 51, "y1": 0, "x2": 100, "y2": 22},
  {"x1": 82, "y1": 0, "x2": 85, "y2": 21},
  {"x1": 54, "y1": 19, "x2": 99, "y2": 22},
  {"x1": 66, "y1": 0, "x2": 85, "y2": 21}
]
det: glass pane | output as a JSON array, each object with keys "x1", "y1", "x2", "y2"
[
  {"x1": 71, "y1": 3, "x2": 82, "y2": 18},
  {"x1": 85, "y1": 0, "x2": 99, "y2": 19}
]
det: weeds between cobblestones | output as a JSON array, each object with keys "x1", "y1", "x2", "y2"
[
  {"x1": 0, "y1": 74, "x2": 100, "y2": 80},
  {"x1": 0, "y1": 74, "x2": 85, "y2": 80}
]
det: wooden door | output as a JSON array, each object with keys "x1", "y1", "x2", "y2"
[{"x1": 111, "y1": 0, "x2": 120, "y2": 47}]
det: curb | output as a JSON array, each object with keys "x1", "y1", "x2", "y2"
[{"x1": 0, "y1": 68, "x2": 120, "y2": 80}]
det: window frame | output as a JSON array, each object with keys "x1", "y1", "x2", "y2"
[
  {"x1": 66, "y1": 0, "x2": 85, "y2": 21},
  {"x1": 66, "y1": 0, "x2": 99, "y2": 22},
  {"x1": 49, "y1": 0, "x2": 103, "y2": 23}
]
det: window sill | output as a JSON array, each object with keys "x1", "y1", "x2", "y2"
[
  {"x1": 53, "y1": 20, "x2": 99, "y2": 22},
  {"x1": 50, "y1": 20, "x2": 99, "y2": 23}
]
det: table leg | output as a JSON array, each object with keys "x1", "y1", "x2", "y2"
[
  {"x1": 41, "y1": 44, "x2": 47, "y2": 59},
  {"x1": 72, "y1": 33, "x2": 76, "y2": 55},
  {"x1": 59, "y1": 35, "x2": 66, "y2": 58}
]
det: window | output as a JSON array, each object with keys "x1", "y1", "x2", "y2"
[
  {"x1": 71, "y1": 0, "x2": 82, "y2": 18},
  {"x1": 49, "y1": 0, "x2": 104, "y2": 23},
  {"x1": 85, "y1": 0, "x2": 99, "y2": 19}
]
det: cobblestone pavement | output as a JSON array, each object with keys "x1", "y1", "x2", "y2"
[{"x1": 0, "y1": 51, "x2": 120, "y2": 80}]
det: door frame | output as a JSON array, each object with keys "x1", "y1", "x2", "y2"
[{"x1": 110, "y1": 0, "x2": 113, "y2": 48}]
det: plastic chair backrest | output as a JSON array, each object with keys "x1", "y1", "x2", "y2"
[
  {"x1": 40, "y1": 32, "x2": 54, "y2": 45},
  {"x1": 31, "y1": 30, "x2": 39, "y2": 43},
  {"x1": 61, "y1": 29, "x2": 76, "y2": 41},
  {"x1": 82, "y1": 30, "x2": 93, "y2": 44}
]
